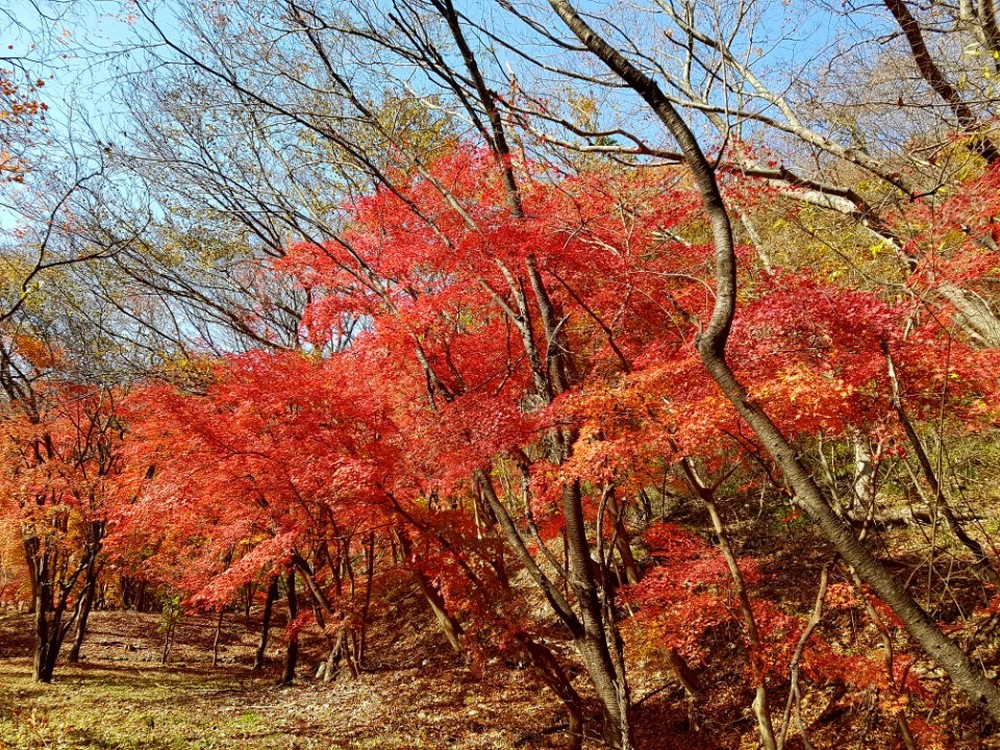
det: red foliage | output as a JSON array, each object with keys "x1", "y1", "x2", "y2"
[
  {"x1": 623, "y1": 523, "x2": 754, "y2": 663},
  {"x1": 114, "y1": 145, "x2": 996, "y2": 730}
]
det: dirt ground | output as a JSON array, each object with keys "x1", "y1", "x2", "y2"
[
  {"x1": 0, "y1": 602, "x2": 578, "y2": 750},
  {"x1": 2, "y1": 571, "x2": 998, "y2": 749}
]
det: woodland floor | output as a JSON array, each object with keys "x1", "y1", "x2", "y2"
[
  {"x1": 2, "y1": 534, "x2": 1000, "y2": 749},
  {"x1": 0, "y1": 601, "x2": 571, "y2": 750}
]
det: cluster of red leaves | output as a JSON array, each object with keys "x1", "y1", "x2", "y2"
[
  {"x1": 116, "y1": 146, "x2": 998, "y2": 703},
  {"x1": 900, "y1": 166, "x2": 1000, "y2": 285},
  {"x1": 733, "y1": 273, "x2": 995, "y2": 434},
  {"x1": 622, "y1": 523, "x2": 755, "y2": 663},
  {"x1": 115, "y1": 350, "x2": 404, "y2": 604}
]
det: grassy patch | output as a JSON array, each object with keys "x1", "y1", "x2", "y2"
[
  {"x1": 0, "y1": 610, "x2": 562, "y2": 750},
  {"x1": 0, "y1": 662, "x2": 302, "y2": 750}
]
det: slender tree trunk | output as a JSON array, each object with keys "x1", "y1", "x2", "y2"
[
  {"x1": 562, "y1": 481, "x2": 633, "y2": 750},
  {"x1": 682, "y1": 459, "x2": 777, "y2": 750},
  {"x1": 23, "y1": 538, "x2": 39, "y2": 616},
  {"x1": 606, "y1": 491, "x2": 640, "y2": 585},
  {"x1": 397, "y1": 529, "x2": 463, "y2": 653},
  {"x1": 356, "y1": 533, "x2": 375, "y2": 669},
  {"x1": 412, "y1": 567, "x2": 463, "y2": 653},
  {"x1": 243, "y1": 582, "x2": 255, "y2": 624},
  {"x1": 846, "y1": 565, "x2": 921, "y2": 750},
  {"x1": 68, "y1": 524, "x2": 105, "y2": 665},
  {"x1": 67, "y1": 573, "x2": 97, "y2": 663},
  {"x1": 851, "y1": 435, "x2": 878, "y2": 517},
  {"x1": 211, "y1": 609, "x2": 225, "y2": 667},
  {"x1": 778, "y1": 565, "x2": 829, "y2": 750},
  {"x1": 473, "y1": 480, "x2": 511, "y2": 591},
  {"x1": 516, "y1": 633, "x2": 586, "y2": 750},
  {"x1": 253, "y1": 576, "x2": 279, "y2": 671},
  {"x1": 280, "y1": 571, "x2": 298, "y2": 685},
  {"x1": 160, "y1": 604, "x2": 178, "y2": 666},
  {"x1": 885, "y1": 344, "x2": 997, "y2": 582}
]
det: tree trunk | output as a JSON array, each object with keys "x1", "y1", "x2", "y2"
[
  {"x1": 280, "y1": 571, "x2": 298, "y2": 685},
  {"x1": 412, "y1": 567, "x2": 463, "y2": 653},
  {"x1": 606, "y1": 491, "x2": 640, "y2": 585},
  {"x1": 67, "y1": 572, "x2": 97, "y2": 664},
  {"x1": 160, "y1": 607, "x2": 178, "y2": 665},
  {"x1": 397, "y1": 529, "x2": 463, "y2": 653},
  {"x1": 356, "y1": 533, "x2": 375, "y2": 670},
  {"x1": 697, "y1": 207, "x2": 1000, "y2": 727},
  {"x1": 883, "y1": 0, "x2": 1000, "y2": 164},
  {"x1": 23, "y1": 538, "x2": 39, "y2": 616},
  {"x1": 938, "y1": 284, "x2": 1000, "y2": 348},
  {"x1": 562, "y1": 481, "x2": 633, "y2": 750},
  {"x1": 35, "y1": 622, "x2": 60, "y2": 683},
  {"x1": 253, "y1": 576, "x2": 279, "y2": 671},
  {"x1": 211, "y1": 609, "x2": 225, "y2": 667},
  {"x1": 477, "y1": 468, "x2": 633, "y2": 748},
  {"x1": 885, "y1": 344, "x2": 998, "y2": 582},
  {"x1": 33, "y1": 594, "x2": 55, "y2": 683},
  {"x1": 242, "y1": 582, "x2": 255, "y2": 624},
  {"x1": 320, "y1": 626, "x2": 358, "y2": 682},
  {"x1": 517, "y1": 633, "x2": 586, "y2": 750},
  {"x1": 851, "y1": 435, "x2": 877, "y2": 516},
  {"x1": 31, "y1": 555, "x2": 65, "y2": 683},
  {"x1": 680, "y1": 458, "x2": 776, "y2": 750}
]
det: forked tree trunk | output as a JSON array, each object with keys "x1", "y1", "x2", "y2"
[
  {"x1": 30, "y1": 548, "x2": 85, "y2": 682},
  {"x1": 160, "y1": 605, "x2": 178, "y2": 666},
  {"x1": 320, "y1": 626, "x2": 359, "y2": 682},
  {"x1": 477, "y1": 469, "x2": 633, "y2": 748}
]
